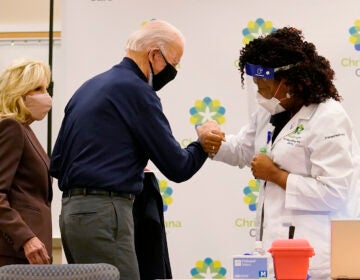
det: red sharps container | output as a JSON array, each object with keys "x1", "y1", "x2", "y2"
[{"x1": 268, "y1": 239, "x2": 315, "y2": 280}]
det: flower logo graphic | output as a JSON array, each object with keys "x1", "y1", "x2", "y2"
[
  {"x1": 349, "y1": 20, "x2": 360, "y2": 51},
  {"x1": 189, "y1": 97, "x2": 226, "y2": 127},
  {"x1": 158, "y1": 179, "x2": 173, "y2": 212},
  {"x1": 243, "y1": 178, "x2": 261, "y2": 211},
  {"x1": 190, "y1": 257, "x2": 227, "y2": 279},
  {"x1": 295, "y1": 124, "x2": 304, "y2": 134},
  {"x1": 242, "y1": 18, "x2": 276, "y2": 45}
]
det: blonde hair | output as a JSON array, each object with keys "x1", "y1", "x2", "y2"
[
  {"x1": 0, "y1": 58, "x2": 51, "y2": 123},
  {"x1": 125, "y1": 19, "x2": 185, "y2": 56}
]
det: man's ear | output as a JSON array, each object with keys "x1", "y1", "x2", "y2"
[
  {"x1": 147, "y1": 49, "x2": 153, "y2": 63},
  {"x1": 148, "y1": 48, "x2": 159, "y2": 63}
]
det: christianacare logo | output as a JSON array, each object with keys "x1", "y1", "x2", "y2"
[
  {"x1": 190, "y1": 257, "x2": 227, "y2": 279},
  {"x1": 243, "y1": 178, "x2": 261, "y2": 211},
  {"x1": 189, "y1": 97, "x2": 226, "y2": 127},
  {"x1": 341, "y1": 20, "x2": 360, "y2": 77},
  {"x1": 242, "y1": 18, "x2": 276, "y2": 45},
  {"x1": 158, "y1": 178, "x2": 173, "y2": 212},
  {"x1": 349, "y1": 20, "x2": 360, "y2": 51},
  {"x1": 234, "y1": 18, "x2": 276, "y2": 68}
]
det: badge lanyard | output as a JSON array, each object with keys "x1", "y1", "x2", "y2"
[{"x1": 255, "y1": 123, "x2": 275, "y2": 242}]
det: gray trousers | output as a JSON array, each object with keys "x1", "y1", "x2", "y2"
[{"x1": 60, "y1": 194, "x2": 140, "y2": 280}]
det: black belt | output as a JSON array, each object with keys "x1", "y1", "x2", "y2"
[{"x1": 62, "y1": 188, "x2": 135, "y2": 200}]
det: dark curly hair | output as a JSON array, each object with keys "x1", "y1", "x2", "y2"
[{"x1": 238, "y1": 27, "x2": 342, "y2": 105}]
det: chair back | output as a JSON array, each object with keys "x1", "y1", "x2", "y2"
[{"x1": 0, "y1": 263, "x2": 120, "y2": 280}]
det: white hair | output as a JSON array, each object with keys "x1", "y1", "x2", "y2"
[{"x1": 125, "y1": 19, "x2": 185, "y2": 55}]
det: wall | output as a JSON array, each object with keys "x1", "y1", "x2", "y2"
[
  {"x1": 61, "y1": 1, "x2": 360, "y2": 278},
  {"x1": 0, "y1": 0, "x2": 61, "y2": 27}
]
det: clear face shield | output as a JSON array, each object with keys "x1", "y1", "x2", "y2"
[
  {"x1": 244, "y1": 63, "x2": 277, "y2": 118},
  {"x1": 244, "y1": 63, "x2": 296, "y2": 117}
]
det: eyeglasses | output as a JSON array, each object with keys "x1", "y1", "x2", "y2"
[{"x1": 158, "y1": 49, "x2": 180, "y2": 69}]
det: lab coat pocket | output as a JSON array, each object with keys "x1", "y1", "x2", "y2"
[{"x1": 274, "y1": 135, "x2": 308, "y2": 174}]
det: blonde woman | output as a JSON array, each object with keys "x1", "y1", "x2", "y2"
[{"x1": 0, "y1": 59, "x2": 52, "y2": 266}]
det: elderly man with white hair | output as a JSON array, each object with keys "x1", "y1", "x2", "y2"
[{"x1": 50, "y1": 19, "x2": 222, "y2": 279}]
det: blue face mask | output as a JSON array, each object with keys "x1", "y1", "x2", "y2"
[{"x1": 149, "y1": 51, "x2": 177, "y2": 91}]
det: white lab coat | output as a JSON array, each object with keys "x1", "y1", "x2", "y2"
[{"x1": 214, "y1": 98, "x2": 358, "y2": 280}]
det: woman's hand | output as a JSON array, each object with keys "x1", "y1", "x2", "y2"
[
  {"x1": 251, "y1": 153, "x2": 289, "y2": 189},
  {"x1": 23, "y1": 236, "x2": 51, "y2": 264}
]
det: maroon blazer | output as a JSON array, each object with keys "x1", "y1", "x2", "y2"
[{"x1": 0, "y1": 118, "x2": 52, "y2": 263}]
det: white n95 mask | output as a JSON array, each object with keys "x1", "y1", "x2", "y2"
[{"x1": 256, "y1": 93, "x2": 286, "y2": 115}]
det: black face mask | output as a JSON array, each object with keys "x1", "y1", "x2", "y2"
[{"x1": 149, "y1": 51, "x2": 177, "y2": 91}]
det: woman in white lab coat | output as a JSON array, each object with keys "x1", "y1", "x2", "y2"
[{"x1": 198, "y1": 27, "x2": 357, "y2": 280}]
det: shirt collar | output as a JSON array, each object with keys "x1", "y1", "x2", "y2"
[{"x1": 119, "y1": 57, "x2": 147, "y2": 82}]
